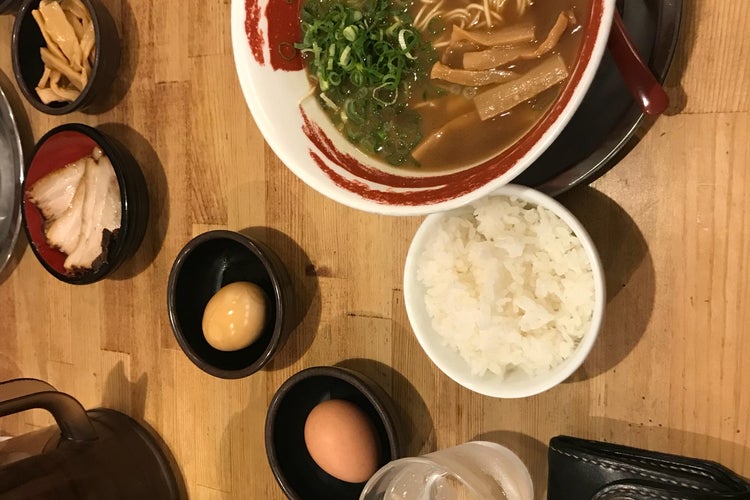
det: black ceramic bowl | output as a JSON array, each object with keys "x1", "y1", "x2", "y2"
[
  {"x1": 11, "y1": 0, "x2": 120, "y2": 114},
  {"x1": 0, "y1": 0, "x2": 22, "y2": 15},
  {"x1": 266, "y1": 366, "x2": 401, "y2": 500},
  {"x1": 22, "y1": 123, "x2": 149, "y2": 284},
  {"x1": 167, "y1": 230, "x2": 294, "y2": 379}
]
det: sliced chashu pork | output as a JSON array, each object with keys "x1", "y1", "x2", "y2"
[
  {"x1": 101, "y1": 158, "x2": 121, "y2": 231},
  {"x1": 44, "y1": 179, "x2": 86, "y2": 254},
  {"x1": 27, "y1": 159, "x2": 86, "y2": 220},
  {"x1": 29, "y1": 146, "x2": 121, "y2": 272},
  {"x1": 64, "y1": 155, "x2": 120, "y2": 271}
]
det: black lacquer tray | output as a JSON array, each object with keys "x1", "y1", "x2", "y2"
[{"x1": 517, "y1": 0, "x2": 682, "y2": 195}]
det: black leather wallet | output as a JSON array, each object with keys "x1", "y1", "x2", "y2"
[{"x1": 548, "y1": 435, "x2": 750, "y2": 499}]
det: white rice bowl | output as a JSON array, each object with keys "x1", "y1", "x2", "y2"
[{"x1": 404, "y1": 185, "x2": 605, "y2": 398}]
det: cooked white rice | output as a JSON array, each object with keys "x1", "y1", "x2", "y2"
[{"x1": 416, "y1": 195, "x2": 595, "y2": 379}]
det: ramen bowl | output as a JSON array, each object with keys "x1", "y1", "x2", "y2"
[{"x1": 232, "y1": 0, "x2": 616, "y2": 215}]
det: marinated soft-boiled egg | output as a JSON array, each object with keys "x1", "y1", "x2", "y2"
[
  {"x1": 303, "y1": 399, "x2": 380, "y2": 483},
  {"x1": 202, "y1": 281, "x2": 268, "y2": 351}
]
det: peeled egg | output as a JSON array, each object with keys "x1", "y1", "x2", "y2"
[
  {"x1": 202, "y1": 281, "x2": 268, "y2": 351},
  {"x1": 303, "y1": 399, "x2": 380, "y2": 483}
]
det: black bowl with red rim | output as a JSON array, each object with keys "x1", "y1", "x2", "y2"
[{"x1": 22, "y1": 123, "x2": 148, "y2": 284}]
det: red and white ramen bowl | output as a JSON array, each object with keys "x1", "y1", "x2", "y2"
[{"x1": 232, "y1": 0, "x2": 616, "y2": 215}]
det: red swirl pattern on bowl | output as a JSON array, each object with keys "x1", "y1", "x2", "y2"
[
  {"x1": 246, "y1": 0, "x2": 304, "y2": 71},
  {"x1": 240, "y1": 0, "x2": 611, "y2": 210}
]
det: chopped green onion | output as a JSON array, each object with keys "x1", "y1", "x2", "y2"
[
  {"x1": 339, "y1": 45, "x2": 352, "y2": 66},
  {"x1": 296, "y1": 0, "x2": 436, "y2": 165},
  {"x1": 373, "y1": 82, "x2": 397, "y2": 105},
  {"x1": 342, "y1": 25, "x2": 357, "y2": 41},
  {"x1": 328, "y1": 72, "x2": 342, "y2": 86}
]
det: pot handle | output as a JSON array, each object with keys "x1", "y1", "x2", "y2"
[{"x1": 0, "y1": 379, "x2": 97, "y2": 443}]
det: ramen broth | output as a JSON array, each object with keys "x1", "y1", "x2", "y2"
[
  {"x1": 410, "y1": 0, "x2": 589, "y2": 170},
  {"x1": 296, "y1": 0, "x2": 589, "y2": 170}
]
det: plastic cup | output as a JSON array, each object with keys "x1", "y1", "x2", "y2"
[{"x1": 360, "y1": 441, "x2": 534, "y2": 500}]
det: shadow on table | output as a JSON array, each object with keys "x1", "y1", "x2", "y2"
[
  {"x1": 239, "y1": 226, "x2": 322, "y2": 370},
  {"x1": 82, "y1": 0, "x2": 138, "y2": 115},
  {"x1": 0, "y1": 354, "x2": 22, "y2": 393},
  {"x1": 102, "y1": 360, "x2": 148, "y2": 421},
  {"x1": 663, "y1": 0, "x2": 698, "y2": 116},
  {"x1": 473, "y1": 431, "x2": 548, "y2": 500},
  {"x1": 99, "y1": 123, "x2": 168, "y2": 281},
  {"x1": 102, "y1": 362, "x2": 189, "y2": 499},
  {"x1": 0, "y1": 231, "x2": 28, "y2": 286},
  {"x1": 557, "y1": 186, "x2": 656, "y2": 382},
  {"x1": 335, "y1": 358, "x2": 434, "y2": 458}
]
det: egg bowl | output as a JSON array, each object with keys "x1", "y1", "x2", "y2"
[
  {"x1": 22, "y1": 123, "x2": 149, "y2": 285},
  {"x1": 265, "y1": 366, "x2": 401, "y2": 500},
  {"x1": 231, "y1": 0, "x2": 616, "y2": 215},
  {"x1": 12, "y1": 0, "x2": 120, "y2": 115},
  {"x1": 167, "y1": 230, "x2": 294, "y2": 379},
  {"x1": 403, "y1": 184, "x2": 606, "y2": 398}
]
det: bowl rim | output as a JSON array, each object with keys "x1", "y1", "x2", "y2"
[
  {"x1": 231, "y1": 0, "x2": 617, "y2": 215},
  {"x1": 0, "y1": 84, "x2": 24, "y2": 278},
  {"x1": 264, "y1": 365, "x2": 401, "y2": 499},
  {"x1": 11, "y1": 0, "x2": 103, "y2": 115},
  {"x1": 403, "y1": 184, "x2": 606, "y2": 398},
  {"x1": 21, "y1": 123, "x2": 133, "y2": 285},
  {"x1": 166, "y1": 229, "x2": 287, "y2": 379}
]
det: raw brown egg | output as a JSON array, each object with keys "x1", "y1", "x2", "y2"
[
  {"x1": 303, "y1": 399, "x2": 380, "y2": 483},
  {"x1": 202, "y1": 281, "x2": 268, "y2": 351}
]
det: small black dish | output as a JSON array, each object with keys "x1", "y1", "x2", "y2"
[
  {"x1": 0, "y1": 0, "x2": 22, "y2": 15},
  {"x1": 11, "y1": 0, "x2": 121, "y2": 115},
  {"x1": 21, "y1": 123, "x2": 149, "y2": 285},
  {"x1": 167, "y1": 230, "x2": 294, "y2": 379},
  {"x1": 266, "y1": 366, "x2": 401, "y2": 500}
]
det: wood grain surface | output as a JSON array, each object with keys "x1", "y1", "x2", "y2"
[{"x1": 1, "y1": 0, "x2": 749, "y2": 498}]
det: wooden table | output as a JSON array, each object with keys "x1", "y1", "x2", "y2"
[{"x1": 1, "y1": 1, "x2": 748, "y2": 498}]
